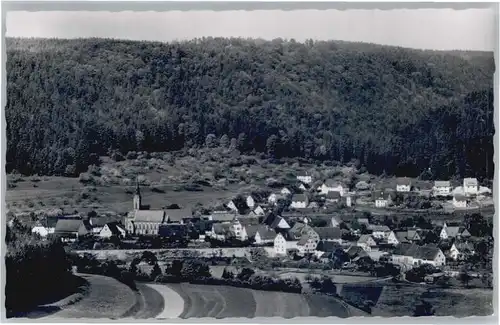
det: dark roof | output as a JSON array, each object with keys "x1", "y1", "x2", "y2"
[
  {"x1": 396, "y1": 178, "x2": 412, "y2": 186},
  {"x1": 105, "y1": 222, "x2": 125, "y2": 236},
  {"x1": 326, "y1": 191, "x2": 341, "y2": 199},
  {"x1": 393, "y1": 243, "x2": 415, "y2": 255},
  {"x1": 454, "y1": 194, "x2": 467, "y2": 201},
  {"x1": 413, "y1": 245, "x2": 442, "y2": 260},
  {"x1": 165, "y1": 208, "x2": 193, "y2": 222},
  {"x1": 312, "y1": 227, "x2": 342, "y2": 240},
  {"x1": 373, "y1": 190, "x2": 391, "y2": 200},
  {"x1": 324, "y1": 179, "x2": 343, "y2": 187},
  {"x1": 368, "y1": 224, "x2": 390, "y2": 232},
  {"x1": 238, "y1": 216, "x2": 260, "y2": 226},
  {"x1": 358, "y1": 234, "x2": 374, "y2": 244},
  {"x1": 316, "y1": 240, "x2": 342, "y2": 252},
  {"x1": 244, "y1": 225, "x2": 262, "y2": 238},
  {"x1": 434, "y1": 181, "x2": 451, "y2": 187},
  {"x1": 213, "y1": 223, "x2": 233, "y2": 235},
  {"x1": 357, "y1": 218, "x2": 370, "y2": 224},
  {"x1": 256, "y1": 228, "x2": 277, "y2": 241},
  {"x1": 270, "y1": 216, "x2": 288, "y2": 229},
  {"x1": 90, "y1": 216, "x2": 117, "y2": 227},
  {"x1": 297, "y1": 235, "x2": 313, "y2": 246},
  {"x1": 291, "y1": 194, "x2": 308, "y2": 202},
  {"x1": 346, "y1": 246, "x2": 368, "y2": 258},
  {"x1": 55, "y1": 219, "x2": 86, "y2": 233},
  {"x1": 131, "y1": 210, "x2": 166, "y2": 223}
]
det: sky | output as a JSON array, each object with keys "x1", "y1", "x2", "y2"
[{"x1": 5, "y1": 8, "x2": 497, "y2": 51}]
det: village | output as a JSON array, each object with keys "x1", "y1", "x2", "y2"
[{"x1": 16, "y1": 172, "x2": 493, "y2": 286}]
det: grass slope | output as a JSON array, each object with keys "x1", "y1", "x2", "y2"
[
  {"x1": 133, "y1": 284, "x2": 165, "y2": 319},
  {"x1": 166, "y1": 283, "x2": 349, "y2": 318},
  {"x1": 42, "y1": 274, "x2": 137, "y2": 319}
]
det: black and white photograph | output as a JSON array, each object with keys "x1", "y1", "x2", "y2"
[{"x1": 2, "y1": 2, "x2": 497, "y2": 320}]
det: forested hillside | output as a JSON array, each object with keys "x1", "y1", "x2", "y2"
[{"x1": 6, "y1": 37, "x2": 495, "y2": 179}]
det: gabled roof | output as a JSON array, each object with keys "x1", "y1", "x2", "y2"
[
  {"x1": 165, "y1": 208, "x2": 193, "y2": 222},
  {"x1": 373, "y1": 190, "x2": 392, "y2": 200},
  {"x1": 256, "y1": 228, "x2": 277, "y2": 240},
  {"x1": 324, "y1": 179, "x2": 344, "y2": 187},
  {"x1": 270, "y1": 216, "x2": 290, "y2": 229},
  {"x1": 104, "y1": 222, "x2": 125, "y2": 236},
  {"x1": 316, "y1": 241, "x2": 342, "y2": 253},
  {"x1": 413, "y1": 245, "x2": 442, "y2": 261},
  {"x1": 326, "y1": 191, "x2": 341, "y2": 199},
  {"x1": 90, "y1": 216, "x2": 117, "y2": 228},
  {"x1": 312, "y1": 227, "x2": 342, "y2": 240},
  {"x1": 213, "y1": 223, "x2": 233, "y2": 235},
  {"x1": 244, "y1": 224, "x2": 262, "y2": 238},
  {"x1": 357, "y1": 218, "x2": 370, "y2": 224},
  {"x1": 131, "y1": 210, "x2": 166, "y2": 223},
  {"x1": 454, "y1": 194, "x2": 467, "y2": 201},
  {"x1": 407, "y1": 229, "x2": 421, "y2": 240},
  {"x1": 238, "y1": 216, "x2": 260, "y2": 226},
  {"x1": 297, "y1": 234, "x2": 313, "y2": 246},
  {"x1": 288, "y1": 222, "x2": 313, "y2": 239},
  {"x1": 346, "y1": 246, "x2": 368, "y2": 258},
  {"x1": 55, "y1": 219, "x2": 87, "y2": 233},
  {"x1": 434, "y1": 181, "x2": 451, "y2": 187},
  {"x1": 393, "y1": 243, "x2": 416, "y2": 255},
  {"x1": 357, "y1": 234, "x2": 374, "y2": 244},
  {"x1": 445, "y1": 226, "x2": 461, "y2": 237},
  {"x1": 396, "y1": 177, "x2": 412, "y2": 186},
  {"x1": 291, "y1": 194, "x2": 308, "y2": 202},
  {"x1": 394, "y1": 231, "x2": 409, "y2": 243},
  {"x1": 211, "y1": 212, "x2": 237, "y2": 222}
]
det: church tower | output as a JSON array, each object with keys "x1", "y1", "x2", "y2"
[{"x1": 133, "y1": 177, "x2": 142, "y2": 210}]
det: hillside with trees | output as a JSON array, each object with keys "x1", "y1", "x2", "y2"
[{"x1": 5, "y1": 37, "x2": 494, "y2": 179}]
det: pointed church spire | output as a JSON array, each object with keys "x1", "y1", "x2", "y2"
[{"x1": 135, "y1": 176, "x2": 141, "y2": 195}]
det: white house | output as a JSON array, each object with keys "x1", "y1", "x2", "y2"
[
  {"x1": 253, "y1": 206, "x2": 265, "y2": 216},
  {"x1": 281, "y1": 187, "x2": 292, "y2": 196},
  {"x1": 98, "y1": 222, "x2": 126, "y2": 239},
  {"x1": 227, "y1": 200, "x2": 239, "y2": 212},
  {"x1": 385, "y1": 231, "x2": 399, "y2": 245},
  {"x1": 463, "y1": 178, "x2": 478, "y2": 195},
  {"x1": 434, "y1": 181, "x2": 451, "y2": 196},
  {"x1": 453, "y1": 194, "x2": 468, "y2": 209},
  {"x1": 391, "y1": 244, "x2": 446, "y2": 268},
  {"x1": 246, "y1": 196, "x2": 256, "y2": 209},
  {"x1": 448, "y1": 243, "x2": 460, "y2": 260},
  {"x1": 374, "y1": 191, "x2": 393, "y2": 208},
  {"x1": 345, "y1": 195, "x2": 352, "y2": 207},
  {"x1": 331, "y1": 216, "x2": 342, "y2": 228},
  {"x1": 254, "y1": 228, "x2": 276, "y2": 245},
  {"x1": 296, "y1": 234, "x2": 319, "y2": 255},
  {"x1": 297, "y1": 174, "x2": 313, "y2": 184},
  {"x1": 274, "y1": 233, "x2": 298, "y2": 255},
  {"x1": 318, "y1": 180, "x2": 346, "y2": 196},
  {"x1": 298, "y1": 183, "x2": 307, "y2": 191},
  {"x1": 290, "y1": 194, "x2": 309, "y2": 209},
  {"x1": 396, "y1": 178, "x2": 412, "y2": 192},
  {"x1": 268, "y1": 193, "x2": 281, "y2": 205},
  {"x1": 31, "y1": 218, "x2": 57, "y2": 237},
  {"x1": 368, "y1": 224, "x2": 391, "y2": 239}
]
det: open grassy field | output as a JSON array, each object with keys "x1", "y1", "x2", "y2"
[
  {"x1": 133, "y1": 284, "x2": 165, "y2": 319},
  {"x1": 165, "y1": 283, "x2": 350, "y2": 318},
  {"x1": 372, "y1": 284, "x2": 493, "y2": 317},
  {"x1": 40, "y1": 274, "x2": 137, "y2": 319}
]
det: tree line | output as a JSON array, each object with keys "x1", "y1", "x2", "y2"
[{"x1": 6, "y1": 37, "x2": 494, "y2": 180}]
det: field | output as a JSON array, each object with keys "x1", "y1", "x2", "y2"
[
  {"x1": 40, "y1": 274, "x2": 137, "y2": 319},
  {"x1": 132, "y1": 284, "x2": 165, "y2": 319},
  {"x1": 335, "y1": 282, "x2": 494, "y2": 317},
  {"x1": 166, "y1": 283, "x2": 351, "y2": 318}
]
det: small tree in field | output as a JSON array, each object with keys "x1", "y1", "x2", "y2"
[
  {"x1": 458, "y1": 271, "x2": 472, "y2": 288},
  {"x1": 150, "y1": 263, "x2": 162, "y2": 281},
  {"x1": 222, "y1": 267, "x2": 234, "y2": 279}
]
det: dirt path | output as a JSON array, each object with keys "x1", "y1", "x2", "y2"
[{"x1": 144, "y1": 284, "x2": 184, "y2": 319}]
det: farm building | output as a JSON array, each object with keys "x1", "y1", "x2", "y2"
[{"x1": 396, "y1": 178, "x2": 412, "y2": 192}]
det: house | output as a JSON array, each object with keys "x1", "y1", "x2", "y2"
[
  {"x1": 211, "y1": 223, "x2": 233, "y2": 241},
  {"x1": 89, "y1": 216, "x2": 117, "y2": 234},
  {"x1": 290, "y1": 194, "x2": 309, "y2": 209},
  {"x1": 453, "y1": 194, "x2": 468, "y2": 208},
  {"x1": 319, "y1": 180, "x2": 346, "y2": 196},
  {"x1": 325, "y1": 191, "x2": 341, "y2": 203},
  {"x1": 440, "y1": 225, "x2": 470, "y2": 240},
  {"x1": 373, "y1": 191, "x2": 393, "y2": 208},
  {"x1": 463, "y1": 178, "x2": 478, "y2": 195},
  {"x1": 226, "y1": 197, "x2": 249, "y2": 214},
  {"x1": 391, "y1": 243, "x2": 446, "y2": 268},
  {"x1": 254, "y1": 227, "x2": 276, "y2": 245},
  {"x1": 98, "y1": 222, "x2": 126, "y2": 239},
  {"x1": 344, "y1": 195, "x2": 353, "y2": 207},
  {"x1": 434, "y1": 181, "x2": 451, "y2": 196},
  {"x1": 274, "y1": 232, "x2": 298, "y2": 255},
  {"x1": 357, "y1": 234, "x2": 377, "y2": 252},
  {"x1": 231, "y1": 219, "x2": 245, "y2": 241},
  {"x1": 385, "y1": 230, "x2": 399, "y2": 245},
  {"x1": 357, "y1": 218, "x2": 370, "y2": 225},
  {"x1": 312, "y1": 227, "x2": 343, "y2": 243},
  {"x1": 246, "y1": 195, "x2": 256, "y2": 209},
  {"x1": 307, "y1": 202, "x2": 320, "y2": 209},
  {"x1": 455, "y1": 241, "x2": 475, "y2": 258},
  {"x1": 297, "y1": 174, "x2": 313, "y2": 184},
  {"x1": 298, "y1": 183, "x2": 307, "y2": 191},
  {"x1": 281, "y1": 187, "x2": 292, "y2": 196},
  {"x1": 288, "y1": 222, "x2": 316, "y2": 240},
  {"x1": 395, "y1": 229, "x2": 422, "y2": 243},
  {"x1": 158, "y1": 223, "x2": 188, "y2": 240},
  {"x1": 346, "y1": 246, "x2": 369, "y2": 261},
  {"x1": 31, "y1": 217, "x2": 58, "y2": 237},
  {"x1": 253, "y1": 206, "x2": 265, "y2": 216},
  {"x1": 316, "y1": 241, "x2": 343, "y2": 254},
  {"x1": 297, "y1": 234, "x2": 319, "y2": 255},
  {"x1": 268, "y1": 193, "x2": 279, "y2": 204},
  {"x1": 125, "y1": 210, "x2": 167, "y2": 235},
  {"x1": 367, "y1": 224, "x2": 391, "y2": 239},
  {"x1": 396, "y1": 178, "x2": 412, "y2": 192},
  {"x1": 54, "y1": 219, "x2": 91, "y2": 242},
  {"x1": 270, "y1": 216, "x2": 291, "y2": 229},
  {"x1": 165, "y1": 208, "x2": 193, "y2": 224},
  {"x1": 447, "y1": 243, "x2": 460, "y2": 260}
]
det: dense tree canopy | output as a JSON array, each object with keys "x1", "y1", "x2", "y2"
[{"x1": 6, "y1": 37, "x2": 494, "y2": 179}]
